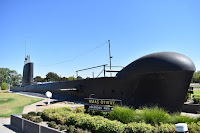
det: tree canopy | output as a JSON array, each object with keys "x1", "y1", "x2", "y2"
[
  {"x1": 34, "y1": 72, "x2": 83, "y2": 82},
  {"x1": 34, "y1": 76, "x2": 46, "y2": 82},
  {"x1": 0, "y1": 68, "x2": 22, "y2": 87},
  {"x1": 193, "y1": 71, "x2": 200, "y2": 83},
  {"x1": 46, "y1": 72, "x2": 60, "y2": 82}
]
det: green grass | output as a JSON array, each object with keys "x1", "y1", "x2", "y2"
[
  {"x1": 193, "y1": 90, "x2": 200, "y2": 95},
  {"x1": 0, "y1": 90, "x2": 43, "y2": 117},
  {"x1": 190, "y1": 85, "x2": 200, "y2": 88}
]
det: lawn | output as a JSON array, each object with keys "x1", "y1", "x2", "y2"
[
  {"x1": 193, "y1": 90, "x2": 200, "y2": 95},
  {"x1": 0, "y1": 90, "x2": 43, "y2": 117}
]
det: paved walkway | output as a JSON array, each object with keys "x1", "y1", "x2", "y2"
[{"x1": 0, "y1": 117, "x2": 21, "y2": 133}]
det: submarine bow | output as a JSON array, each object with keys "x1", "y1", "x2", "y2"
[{"x1": 116, "y1": 52, "x2": 195, "y2": 112}]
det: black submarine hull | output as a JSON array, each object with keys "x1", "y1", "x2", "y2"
[{"x1": 12, "y1": 52, "x2": 196, "y2": 112}]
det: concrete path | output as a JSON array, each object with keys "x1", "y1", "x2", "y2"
[{"x1": 0, "y1": 118, "x2": 20, "y2": 133}]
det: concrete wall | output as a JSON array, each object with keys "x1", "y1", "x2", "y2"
[{"x1": 11, "y1": 115, "x2": 64, "y2": 133}]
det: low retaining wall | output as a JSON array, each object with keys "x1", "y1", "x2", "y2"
[
  {"x1": 11, "y1": 114, "x2": 64, "y2": 133},
  {"x1": 182, "y1": 103, "x2": 200, "y2": 113}
]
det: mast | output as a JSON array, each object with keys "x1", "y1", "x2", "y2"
[{"x1": 108, "y1": 40, "x2": 112, "y2": 77}]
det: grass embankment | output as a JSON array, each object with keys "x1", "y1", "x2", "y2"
[{"x1": 0, "y1": 90, "x2": 43, "y2": 117}]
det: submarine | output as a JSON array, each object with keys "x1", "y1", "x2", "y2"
[{"x1": 12, "y1": 52, "x2": 196, "y2": 112}]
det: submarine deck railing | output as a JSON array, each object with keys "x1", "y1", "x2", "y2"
[{"x1": 76, "y1": 64, "x2": 124, "y2": 78}]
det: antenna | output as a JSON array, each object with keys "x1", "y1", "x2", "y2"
[
  {"x1": 108, "y1": 40, "x2": 112, "y2": 77},
  {"x1": 25, "y1": 40, "x2": 27, "y2": 58}
]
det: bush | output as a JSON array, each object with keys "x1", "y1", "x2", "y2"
[
  {"x1": 22, "y1": 114, "x2": 31, "y2": 119},
  {"x1": 32, "y1": 117, "x2": 43, "y2": 123},
  {"x1": 23, "y1": 113, "x2": 43, "y2": 123},
  {"x1": 138, "y1": 106, "x2": 171, "y2": 125},
  {"x1": 185, "y1": 92, "x2": 191, "y2": 101},
  {"x1": 154, "y1": 123, "x2": 176, "y2": 133},
  {"x1": 74, "y1": 106, "x2": 85, "y2": 113},
  {"x1": 193, "y1": 95, "x2": 200, "y2": 104},
  {"x1": 41, "y1": 107, "x2": 72, "y2": 121},
  {"x1": 37, "y1": 112, "x2": 43, "y2": 116},
  {"x1": 59, "y1": 125, "x2": 68, "y2": 131},
  {"x1": 109, "y1": 106, "x2": 138, "y2": 124},
  {"x1": 188, "y1": 122, "x2": 200, "y2": 133},
  {"x1": 1, "y1": 83, "x2": 9, "y2": 90},
  {"x1": 48, "y1": 121, "x2": 58, "y2": 129},
  {"x1": 28, "y1": 111, "x2": 37, "y2": 116},
  {"x1": 125, "y1": 122, "x2": 154, "y2": 133},
  {"x1": 170, "y1": 114, "x2": 197, "y2": 124}
]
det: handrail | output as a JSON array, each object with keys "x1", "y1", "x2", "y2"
[{"x1": 76, "y1": 64, "x2": 107, "y2": 77}]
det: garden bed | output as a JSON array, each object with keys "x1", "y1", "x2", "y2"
[{"x1": 11, "y1": 106, "x2": 200, "y2": 133}]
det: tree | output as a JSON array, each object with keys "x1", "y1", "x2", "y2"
[
  {"x1": 77, "y1": 76, "x2": 83, "y2": 80},
  {"x1": 60, "y1": 77, "x2": 68, "y2": 81},
  {"x1": 0, "y1": 68, "x2": 22, "y2": 87},
  {"x1": 46, "y1": 72, "x2": 60, "y2": 82},
  {"x1": 34, "y1": 76, "x2": 46, "y2": 82},
  {"x1": 1, "y1": 83, "x2": 9, "y2": 90},
  {"x1": 68, "y1": 76, "x2": 77, "y2": 81},
  {"x1": 193, "y1": 71, "x2": 200, "y2": 83}
]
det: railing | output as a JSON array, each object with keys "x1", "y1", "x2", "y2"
[{"x1": 76, "y1": 65, "x2": 124, "y2": 78}]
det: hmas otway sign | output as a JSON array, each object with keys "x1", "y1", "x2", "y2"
[{"x1": 84, "y1": 98, "x2": 122, "y2": 112}]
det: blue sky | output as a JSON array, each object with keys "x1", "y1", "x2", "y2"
[{"x1": 1, "y1": 0, "x2": 200, "y2": 78}]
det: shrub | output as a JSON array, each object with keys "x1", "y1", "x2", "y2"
[
  {"x1": 32, "y1": 117, "x2": 43, "y2": 123},
  {"x1": 22, "y1": 114, "x2": 31, "y2": 119},
  {"x1": 55, "y1": 115, "x2": 67, "y2": 125},
  {"x1": 140, "y1": 106, "x2": 170, "y2": 125},
  {"x1": 48, "y1": 121, "x2": 58, "y2": 129},
  {"x1": 125, "y1": 122, "x2": 154, "y2": 133},
  {"x1": 154, "y1": 123, "x2": 176, "y2": 133},
  {"x1": 1, "y1": 83, "x2": 9, "y2": 90},
  {"x1": 98, "y1": 119, "x2": 126, "y2": 133},
  {"x1": 185, "y1": 92, "x2": 191, "y2": 101},
  {"x1": 28, "y1": 111, "x2": 37, "y2": 116},
  {"x1": 37, "y1": 112, "x2": 43, "y2": 116},
  {"x1": 41, "y1": 108, "x2": 71, "y2": 121},
  {"x1": 170, "y1": 114, "x2": 197, "y2": 124},
  {"x1": 74, "y1": 106, "x2": 85, "y2": 113},
  {"x1": 188, "y1": 122, "x2": 200, "y2": 133},
  {"x1": 193, "y1": 95, "x2": 200, "y2": 104},
  {"x1": 57, "y1": 107, "x2": 73, "y2": 112},
  {"x1": 109, "y1": 106, "x2": 137, "y2": 124}
]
